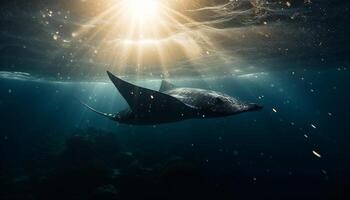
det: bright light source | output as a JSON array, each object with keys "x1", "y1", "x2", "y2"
[{"x1": 124, "y1": 0, "x2": 159, "y2": 20}]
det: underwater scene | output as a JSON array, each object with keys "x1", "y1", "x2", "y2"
[{"x1": 1, "y1": 0, "x2": 350, "y2": 199}]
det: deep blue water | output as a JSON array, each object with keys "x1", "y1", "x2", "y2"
[{"x1": 1, "y1": 69, "x2": 349, "y2": 199}]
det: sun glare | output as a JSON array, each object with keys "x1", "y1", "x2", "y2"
[
  {"x1": 124, "y1": 0, "x2": 159, "y2": 20},
  {"x1": 73, "y1": 0, "x2": 218, "y2": 75}
]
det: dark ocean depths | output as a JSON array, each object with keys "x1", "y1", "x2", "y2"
[{"x1": 1, "y1": 0, "x2": 350, "y2": 200}]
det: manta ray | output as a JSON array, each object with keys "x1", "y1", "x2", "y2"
[{"x1": 82, "y1": 71, "x2": 263, "y2": 125}]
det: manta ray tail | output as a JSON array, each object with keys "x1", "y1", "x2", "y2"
[{"x1": 80, "y1": 101, "x2": 116, "y2": 120}]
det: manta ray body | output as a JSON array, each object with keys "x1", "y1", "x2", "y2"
[{"x1": 82, "y1": 71, "x2": 263, "y2": 125}]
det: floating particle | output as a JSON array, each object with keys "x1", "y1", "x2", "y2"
[
  {"x1": 328, "y1": 112, "x2": 332, "y2": 116},
  {"x1": 304, "y1": 134, "x2": 309, "y2": 138},
  {"x1": 53, "y1": 34, "x2": 58, "y2": 40},
  {"x1": 263, "y1": 21, "x2": 267, "y2": 25},
  {"x1": 312, "y1": 150, "x2": 321, "y2": 158},
  {"x1": 206, "y1": 51, "x2": 210, "y2": 55},
  {"x1": 311, "y1": 124, "x2": 317, "y2": 129},
  {"x1": 8, "y1": 89, "x2": 12, "y2": 93},
  {"x1": 286, "y1": 1, "x2": 291, "y2": 7},
  {"x1": 150, "y1": 95, "x2": 154, "y2": 99},
  {"x1": 272, "y1": 108, "x2": 277, "y2": 113}
]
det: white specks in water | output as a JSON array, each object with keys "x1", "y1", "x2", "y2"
[
  {"x1": 304, "y1": 134, "x2": 309, "y2": 139},
  {"x1": 150, "y1": 95, "x2": 154, "y2": 99},
  {"x1": 8, "y1": 89, "x2": 12, "y2": 94},
  {"x1": 272, "y1": 108, "x2": 277, "y2": 113},
  {"x1": 53, "y1": 34, "x2": 59, "y2": 40},
  {"x1": 328, "y1": 112, "x2": 332, "y2": 116},
  {"x1": 312, "y1": 150, "x2": 322, "y2": 158},
  {"x1": 311, "y1": 124, "x2": 317, "y2": 129},
  {"x1": 202, "y1": 114, "x2": 206, "y2": 118},
  {"x1": 286, "y1": 1, "x2": 291, "y2": 7}
]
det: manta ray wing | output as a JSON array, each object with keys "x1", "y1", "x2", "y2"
[{"x1": 107, "y1": 71, "x2": 194, "y2": 117}]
